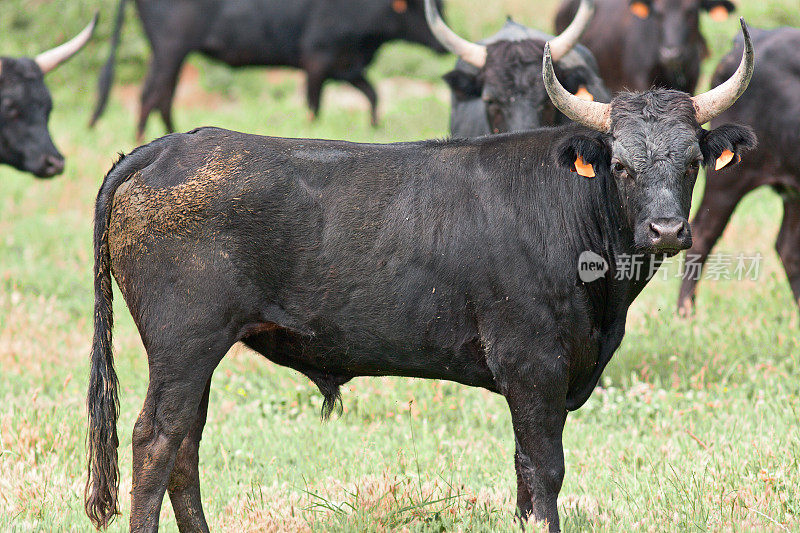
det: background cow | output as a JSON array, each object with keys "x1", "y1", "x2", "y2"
[
  {"x1": 555, "y1": 0, "x2": 736, "y2": 94},
  {"x1": 0, "y1": 16, "x2": 96, "y2": 177},
  {"x1": 89, "y1": 0, "x2": 447, "y2": 140},
  {"x1": 427, "y1": 0, "x2": 610, "y2": 137},
  {"x1": 679, "y1": 26, "x2": 800, "y2": 314},
  {"x1": 85, "y1": 22, "x2": 754, "y2": 531}
]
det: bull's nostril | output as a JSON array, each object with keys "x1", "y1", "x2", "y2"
[{"x1": 649, "y1": 222, "x2": 662, "y2": 240}]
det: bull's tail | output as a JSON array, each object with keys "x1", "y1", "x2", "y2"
[
  {"x1": 85, "y1": 153, "x2": 133, "y2": 529},
  {"x1": 90, "y1": 0, "x2": 129, "y2": 127}
]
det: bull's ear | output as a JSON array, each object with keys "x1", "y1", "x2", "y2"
[
  {"x1": 558, "y1": 135, "x2": 610, "y2": 178},
  {"x1": 629, "y1": 0, "x2": 651, "y2": 19},
  {"x1": 443, "y1": 70, "x2": 482, "y2": 101},
  {"x1": 701, "y1": 0, "x2": 735, "y2": 21},
  {"x1": 700, "y1": 124, "x2": 756, "y2": 171}
]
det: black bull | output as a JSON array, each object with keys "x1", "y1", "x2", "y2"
[
  {"x1": 445, "y1": 21, "x2": 610, "y2": 137},
  {"x1": 90, "y1": 0, "x2": 446, "y2": 140},
  {"x1": 85, "y1": 27, "x2": 755, "y2": 533},
  {"x1": 555, "y1": 0, "x2": 736, "y2": 94},
  {"x1": 679, "y1": 27, "x2": 800, "y2": 314}
]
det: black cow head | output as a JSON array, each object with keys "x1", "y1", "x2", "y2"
[
  {"x1": 427, "y1": 0, "x2": 598, "y2": 133},
  {"x1": 628, "y1": 0, "x2": 735, "y2": 70},
  {"x1": 393, "y1": 0, "x2": 448, "y2": 54},
  {"x1": 0, "y1": 15, "x2": 96, "y2": 178},
  {"x1": 547, "y1": 18, "x2": 755, "y2": 256}
]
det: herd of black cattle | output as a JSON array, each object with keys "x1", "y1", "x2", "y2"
[{"x1": 2, "y1": 0, "x2": 798, "y2": 531}]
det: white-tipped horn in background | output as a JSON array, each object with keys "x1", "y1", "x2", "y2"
[
  {"x1": 424, "y1": 0, "x2": 487, "y2": 68},
  {"x1": 549, "y1": 0, "x2": 594, "y2": 62},
  {"x1": 35, "y1": 13, "x2": 98, "y2": 74},
  {"x1": 692, "y1": 18, "x2": 754, "y2": 125}
]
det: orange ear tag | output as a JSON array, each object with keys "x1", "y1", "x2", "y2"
[
  {"x1": 392, "y1": 0, "x2": 408, "y2": 13},
  {"x1": 574, "y1": 155, "x2": 596, "y2": 177},
  {"x1": 709, "y1": 5, "x2": 729, "y2": 22},
  {"x1": 714, "y1": 149, "x2": 737, "y2": 170},
  {"x1": 575, "y1": 86, "x2": 594, "y2": 101},
  {"x1": 630, "y1": 2, "x2": 650, "y2": 18}
]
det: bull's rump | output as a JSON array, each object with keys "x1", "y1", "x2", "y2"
[{"x1": 106, "y1": 127, "x2": 516, "y2": 386}]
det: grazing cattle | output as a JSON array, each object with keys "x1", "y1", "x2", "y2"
[
  {"x1": 0, "y1": 16, "x2": 96, "y2": 178},
  {"x1": 427, "y1": 0, "x2": 610, "y2": 137},
  {"x1": 90, "y1": 0, "x2": 447, "y2": 139},
  {"x1": 85, "y1": 21, "x2": 755, "y2": 532},
  {"x1": 679, "y1": 27, "x2": 800, "y2": 314},
  {"x1": 555, "y1": 0, "x2": 736, "y2": 94}
]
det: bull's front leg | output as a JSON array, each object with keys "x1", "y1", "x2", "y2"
[{"x1": 494, "y1": 349, "x2": 568, "y2": 531}]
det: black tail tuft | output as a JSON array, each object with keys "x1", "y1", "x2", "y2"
[{"x1": 310, "y1": 374, "x2": 350, "y2": 421}]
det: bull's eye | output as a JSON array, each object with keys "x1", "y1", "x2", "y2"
[
  {"x1": 613, "y1": 162, "x2": 626, "y2": 174},
  {"x1": 686, "y1": 160, "x2": 701, "y2": 175}
]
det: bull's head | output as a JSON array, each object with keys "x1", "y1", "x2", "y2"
[
  {"x1": 0, "y1": 15, "x2": 96, "y2": 178},
  {"x1": 426, "y1": 0, "x2": 597, "y2": 133},
  {"x1": 629, "y1": 0, "x2": 735, "y2": 71},
  {"x1": 545, "y1": 18, "x2": 755, "y2": 256}
]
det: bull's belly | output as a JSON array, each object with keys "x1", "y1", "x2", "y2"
[{"x1": 241, "y1": 326, "x2": 499, "y2": 393}]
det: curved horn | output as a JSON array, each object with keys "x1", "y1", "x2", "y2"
[
  {"x1": 424, "y1": 0, "x2": 486, "y2": 68},
  {"x1": 549, "y1": 0, "x2": 594, "y2": 62},
  {"x1": 542, "y1": 42, "x2": 611, "y2": 132},
  {"x1": 692, "y1": 18, "x2": 754, "y2": 125},
  {"x1": 35, "y1": 13, "x2": 98, "y2": 74}
]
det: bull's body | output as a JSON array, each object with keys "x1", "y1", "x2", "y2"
[
  {"x1": 105, "y1": 126, "x2": 640, "y2": 401},
  {"x1": 446, "y1": 20, "x2": 611, "y2": 137},
  {"x1": 92, "y1": 0, "x2": 446, "y2": 138},
  {"x1": 679, "y1": 27, "x2": 800, "y2": 312}
]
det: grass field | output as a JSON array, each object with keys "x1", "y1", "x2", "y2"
[{"x1": 1, "y1": 0, "x2": 799, "y2": 531}]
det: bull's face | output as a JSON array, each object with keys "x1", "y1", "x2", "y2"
[
  {"x1": 546, "y1": 19, "x2": 756, "y2": 256},
  {"x1": 427, "y1": 0, "x2": 596, "y2": 133},
  {"x1": 629, "y1": 0, "x2": 735, "y2": 71},
  {"x1": 0, "y1": 58, "x2": 64, "y2": 178},
  {"x1": 0, "y1": 15, "x2": 96, "y2": 179},
  {"x1": 561, "y1": 92, "x2": 754, "y2": 255},
  {"x1": 445, "y1": 41, "x2": 598, "y2": 133}
]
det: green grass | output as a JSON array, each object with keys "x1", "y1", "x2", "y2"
[{"x1": 1, "y1": 0, "x2": 799, "y2": 531}]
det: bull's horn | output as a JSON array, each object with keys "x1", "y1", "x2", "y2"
[
  {"x1": 692, "y1": 18, "x2": 754, "y2": 125},
  {"x1": 424, "y1": 0, "x2": 486, "y2": 68},
  {"x1": 549, "y1": 0, "x2": 594, "y2": 61},
  {"x1": 542, "y1": 42, "x2": 611, "y2": 132},
  {"x1": 35, "y1": 13, "x2": 98, "y2": 74}
]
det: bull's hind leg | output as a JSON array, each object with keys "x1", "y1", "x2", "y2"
[
  {"x1": 776, "y1": 197, "x2": 800, "y2": 308},
  {"x1": 130, "y1": 331, "x2": 232, "y2": 533},
  {"x1": 138, "y1": 49, "x2": 188, "y2": 141},
  {"x1": 347, "y1": 75, "x2": 379, "y2": 127},
  {"x1": 166, "y1": 378, "x2": 212, "y2": 532}
]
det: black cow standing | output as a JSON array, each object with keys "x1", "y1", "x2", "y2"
[
  {"x1": 85, "y1": 20, "x2": 755, "y2": 533},
  {"x1": 427, "y1": 0, "x2": 610, "y2": 137},
  {"x1": 0, "y1": 16, "x2": 96, "y2": 178},
  {"x1": 555, "y1": 0, "x2": 736, "y2": 94},
  {"x1": 90, "y1": 0, "x2": 447, "y2": 140},
  {"x1": 679, "y1": 27, "x2": 800, "y2": 314}
]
